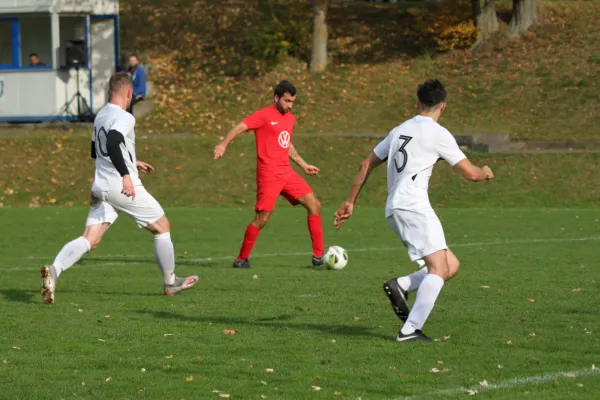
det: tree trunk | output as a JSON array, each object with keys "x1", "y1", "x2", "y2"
[
  {"x1": 310, "y1": 0, "x2": 328, "y2": 73},
  {"x1": 476, "y1": 0, "x2": 499, "y2": 39},
  {"x1": 472, "y1": 0, "x2": 481, "y2": 25},
  {"x1": 509, "y1": 0, "x2": 538, "y2": 36}
]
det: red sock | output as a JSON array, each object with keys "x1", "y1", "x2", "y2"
[
  {"x1": 237, "y1": 224, "x2": 261, "y2": 260},
  {"x1": 307, "y1": 215, "x2": 324, "y2": 257}
]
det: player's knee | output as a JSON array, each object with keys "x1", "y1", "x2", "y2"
[
  {"x1": 310, "y1": 199, "x2": 321, "y2": 216},
  {"x1": 85, "y1": 235, "x2": 101, "y2": 251},
  {"x1": 253, "y1": 213, "x2": 270, "y2": 228},
  {"x1": 447, "y1": 258, "x2": 460, "y2": 280}
]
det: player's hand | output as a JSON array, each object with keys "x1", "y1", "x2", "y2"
[
  {"x1": 304, "y1": 165, "x2": 320, "y2": 176},
  {"x1": 482, "y1": 165, "x2": 494, "y2": 180},
  {"x1": 333, "y1": 201, "x2": 354, "y2": 230},
  {"x1": 213, "y1": 143, "x2": 227, "y2": 160},
  {"x1": 136, "y1": 160, "x2": 154, "y2": 173},
  {"x1": 122, "y1": 175, "x2": 136, "y2": 200}
]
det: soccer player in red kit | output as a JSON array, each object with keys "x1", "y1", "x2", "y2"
[{"x1": 213, "y1": 81, "x2": 325, "y2": 268}]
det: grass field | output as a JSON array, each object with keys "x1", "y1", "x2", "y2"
[{"x1": 1, "y1": 207, "x2": 599, "y2": 399}]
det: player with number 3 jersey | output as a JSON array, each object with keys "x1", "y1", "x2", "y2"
[
  {"x1": 334, "y1": 80, "x2": 494, "y2": 341},
  {"x1": 213, "y1": 81, "x2": 325, "y2": 268}
]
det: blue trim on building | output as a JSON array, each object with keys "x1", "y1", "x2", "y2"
[
  {"x1": 0, "y1": 66, "x2": 53, "y2": 71},
  {"x1": 12, "y1": 18, "x2": 20, "y2": 67},
  {"x1": 0, "y1": 116, "x2": 80, "y2": 123}
]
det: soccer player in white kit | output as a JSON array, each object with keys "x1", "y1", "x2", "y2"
[
  {"x1": 334, "y1": 80, "x2": 494, "y2": 341},
  {"x1": 40, "y1": 72, "x2": 199, "y2": 304}
]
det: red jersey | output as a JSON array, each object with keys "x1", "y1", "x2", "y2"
[{"x1": 243, "y1": 105, "x2": 295, "y2": 176}]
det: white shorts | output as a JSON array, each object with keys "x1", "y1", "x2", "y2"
[
  {"x1": 86, "y1": 185, "x2": 164, "y2": 228},
  {"x1": 386, "y1": 209, "x2": 448, "y2": 263}
]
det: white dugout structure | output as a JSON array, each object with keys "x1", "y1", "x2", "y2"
[{"x1": 0, "y1": 0, "x2": 119, "y2": 122}]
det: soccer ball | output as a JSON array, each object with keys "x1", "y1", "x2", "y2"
[{"x1": 324, "y1": 246, "x2": 348, "y2": 270}]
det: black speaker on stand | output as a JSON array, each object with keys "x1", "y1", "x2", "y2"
[{"x1": 57, "y1": 40, "x2": 94, "y2": 122}]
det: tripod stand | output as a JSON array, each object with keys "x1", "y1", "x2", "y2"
[{"x1": 57, "y1": 65, "x2": 94, "y2": 122}]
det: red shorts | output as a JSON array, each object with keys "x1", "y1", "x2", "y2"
[{"x1": 256, "y1": 171, "x2": 313, "y2": 212}]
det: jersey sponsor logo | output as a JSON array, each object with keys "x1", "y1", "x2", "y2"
[
  {"x1": 278, "y1": 130, "x2": 291, "y2": 148},
  {"x1": 270, "y1": 121, "x2": 279, "y2": 125}
]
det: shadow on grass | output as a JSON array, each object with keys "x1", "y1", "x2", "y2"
[
  {"x1": 137, "y1": 310, "x2": 392, "y2": 340},
  {"x1": 0, "y1": 289, "x2": 36, "y2": 303}
]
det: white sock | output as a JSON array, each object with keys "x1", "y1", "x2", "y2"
[
  {"x1": 154, "y1": 233, "x2": 176, "y2": 285},
  {"x1": 53, "y1": 236, "x2": 91, "y2": 277},
  {"x1": 401, "y1": 274, "x2": 445, "y2": 335},
  {"x1": 397, "y1": 267, "x2": 428, "y2": 293}
]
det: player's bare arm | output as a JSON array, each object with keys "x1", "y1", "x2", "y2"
[
  {"x1": 106, "y1": 129, "x2": 136, "y2": 200},
  {"x1": 289, "y1": 144, "x2": 319, "y2": 176},
  {"x1": 453, "y1": 159, "x2": 494, "y2": 181},
  {"x1": 334, "y1": 152, "x2": 385, "y2": 230},
  {"x1": 213, "y1": 122, "x2": 249, "y2": 159}
]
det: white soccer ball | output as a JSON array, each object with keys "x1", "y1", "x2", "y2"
[{"x1": 324, "y1": 246, "x2": 348, "y2": 270}]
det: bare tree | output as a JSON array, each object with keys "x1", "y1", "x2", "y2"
[
  {"x1": 310, "y1": 0, "x2": 328, "y2": 72},
  {"x1": 509, "y1": 0, "x2": 538, "y2": 36},
  {"x1": 473, "y1": 0, "x2": 499, "y2": 39}
]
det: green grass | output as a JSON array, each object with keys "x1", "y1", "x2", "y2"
[
  {"x1": 2, "y1": 133, "x2": 600, "y2": 208},
  {"x1": 1, "y1": 207, "x2": 600, "y2": 399}
]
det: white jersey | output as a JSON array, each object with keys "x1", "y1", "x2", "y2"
[
  {"x1": 374, "y1": 115, "x2": 466, "y2": 216},
  {"x1": 91, "y1": 103, "x2": 140, "y2": 191}
]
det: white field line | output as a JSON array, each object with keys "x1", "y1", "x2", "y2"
[
  {"x1": 395, "y1": 367, "x2": 600, "y2": 400},
  {"x1": 11, "y1": 236, "x2": 600, "y2": 272}
]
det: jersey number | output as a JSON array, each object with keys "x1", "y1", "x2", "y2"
[
  {"x1": 94, "y1": 126, "x2": 109, "y2": 157},
  {"x1": 394, "y1": 135, "x2": 413, "y2": 173}
]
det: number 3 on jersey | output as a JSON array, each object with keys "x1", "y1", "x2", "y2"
[{"x1": 394, "y1": 135, "x2": 413, "y2": 173}]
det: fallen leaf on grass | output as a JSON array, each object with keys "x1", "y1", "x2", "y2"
[
  {"x1": 480, "y1": 285, "x2": 490, "y2": 289},
  {"x1": 165, "y1": 355, "x2": 174, "y2": 359},
  {"x1": 105, "y1": 315, "x2": 110, "y2": 318},
  {"x1": 572, "y1": 288, "x2": 582, "y2": 292},
  {"x1": 311, "y1": 386, "x2": 321, "y2": 391},
  {"x1": 443, "y1": 335, "x2": 451, "y2": 341},
  {"x1": 437, "y1": 360, "x2": 444, "y2": 364},
  {"x1": 264, "y1": 368, "x2": 274, "y2": 373},
  {"x1": 498, "y1": 365, "x2": 504, "y2": 369},
  {"x1": 223, "y1": 330, "x2": 237, "y2": 335},
  {"x1": 593, "y1": 364, "x2": 597, "y2": 370},
  {"x1": 479, "y1": 380, "x2": 489, "y2": 388},
  {"x1": 353, "y1": 316, "x2": 360, "y2": 322},
  {"x1": 98, "y1": 339, "x2": 106, "y2": 342},
  {"x1": 466, "y1": 389, "x2": 478, "y2": 396},
  {"x1": 186, "y1": 376, "x2": 195, "y2": 382},
  {"x1": 78, "y1": 308, "x2": 83, "y2": 313},
  {"x1": 260, "y1": 381, "x2": 267, "y2": 385},
  {"x1": 506, "y1": 340, "x2": 513, "y2": 345},
  {"x1": 429, "y1": 368, "x2": 440, "y2": 373},
  {"x1": 81, "y1": 381, "x2": 86, "y2": 386},
  {"x1": 104, "y1": 377, "x2": 112, "y2": 382},
  {"x1": 2, "y1": 360, "x2": 8, "y2": 365},
  {"x1": 577, "y1": 383, "x2": 584, "y2": 387},
  {"x1": 528, "y1": 298, "x2": 536, "y2": 303},
  {"x1": 11, "y1": 346, "x2": 20, "y2": 350},
  {"x1": 252, "y1": 275, "x2": 258, "y2": 280},
  {"x1": 219, "y1": 394, "x2": 231, "y2": 398},
  {"x1": 331, "y1": 339, "x2": 337, "y2": 343},
  {"x1": 334, "y1": 392, "x2": 342, "y2": 396},
  {"x1": 567, "y1": 373, "x2": 576, "y2": 378},
  {"x1": 163, "y1": 334, "x2": 174, "y2": 337},
  {"x1": 261, "y1": 395, "x2": 267, "y2": 399},
  {"x1": 140, "y1": 368, "x2": 146, "y2": 373},
  {"x1": 528, "y1": 333, "x2": 536, "y2": 337}
]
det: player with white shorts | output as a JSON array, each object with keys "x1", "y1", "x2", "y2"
[
  {"x1": 334, "y1": 79, "x2": 494, "y2": 341},
  {"x1": 40, "y1": 72, "x2": 198, "y2": 304}
]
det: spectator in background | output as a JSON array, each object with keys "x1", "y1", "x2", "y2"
[
  {"x1": 30, "y1": 53, "x2": 46, "y2": 67},
  {"x1": 127, "y1": 55, "x2": 147, "y2": 114}
]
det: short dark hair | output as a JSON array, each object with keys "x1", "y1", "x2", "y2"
[
  {"x1": 417, "y1": 79, "x2": 447, "y2": 107},
  {"x1": 274, "y1": 80, "x2": 296, "y2": 98},
  {"x1": 108, "y1": 72, "x2": 132, "y2": 96},
  {"x1": 29, "y1": 53, "x2": 38, "y2": 58}
]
